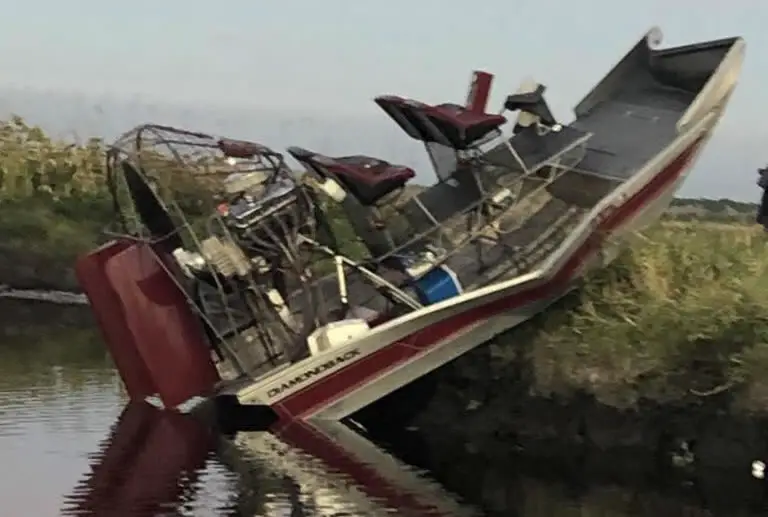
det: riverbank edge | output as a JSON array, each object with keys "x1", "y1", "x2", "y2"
[{"x1": 412, "y1": 378, "x2": 768, "y2": 470}]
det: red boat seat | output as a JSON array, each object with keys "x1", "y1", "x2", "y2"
[
  {"x1": 287, "y1": 147, "x2": 415, "y2": 206},
  {"x1": 375, "y1": 95, "x2": 507, "y2": 150}
]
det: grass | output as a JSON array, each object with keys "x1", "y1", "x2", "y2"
[
  {"x1": 494, "y1": 221, "x2": 768, "y2": 410},
  {"x1": 0, "y1": 117, "x2": 109, "y2": 287}
]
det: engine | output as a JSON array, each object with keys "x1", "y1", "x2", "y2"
[{"x1": 174, "y1": 166, "x2": 321, "y2": 288}]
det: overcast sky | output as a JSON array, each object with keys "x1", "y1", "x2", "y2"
[{"x1": 0, "y1": 0, "x2": 766, "y2": 200}]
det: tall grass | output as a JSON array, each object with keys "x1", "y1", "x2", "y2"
[
  {"x1": 0, "y1": 116, "x2": 106, "y2": 198},
  {"x1": 515, "y1": 221, "x2": 768, "y2": 409},
  {"x1": 0, "y1": 117, "x2": 113, "y2": 262}
]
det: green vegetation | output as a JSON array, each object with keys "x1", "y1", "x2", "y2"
[
  {"x1": 0, "y1": 117, "x2": 112, "y2": 288},
  {"x1": 497, "y1": 221, "x2": 768, "y2": 411},
  {"x1": 0, "y1": 117, "x2": 375, "y2": 287},
  {"x1": 0, "y1": 115, "x2": 759, "y2": 285},
  {"x1": 666, "y1": 196, "x2": 759, "y2": 223}
]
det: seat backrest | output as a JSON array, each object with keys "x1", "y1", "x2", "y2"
[
  {"x1": 375, "y1": 96, "x2": 506, "y2": 150},
  {"x1": 374, "y1": 96, "x2": 447, "y2": 144},
  {"x1": 287, "y1": 147, "x2": 415, "y2": 206},
  {"x1": 464, "y1": 70, "x2": 494, "y2": 114},
  {"x1": 286, "y1": 146, "x2": 331, "y2": 181},
  {"x1": 218, "y1": 138, "x2": 268, "y2": 159}
]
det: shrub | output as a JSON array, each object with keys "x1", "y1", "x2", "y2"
[{"x1": 519, "y1": 221, "x2": 768, "y2": 408}]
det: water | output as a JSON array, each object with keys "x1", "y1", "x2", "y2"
[{"x1": 0, "y1": 299, "x2": 766, "y2": 516}]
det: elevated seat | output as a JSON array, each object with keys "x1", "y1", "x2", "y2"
[
  {"x1": 287, "y1": 147, "x2": 415, "y2": 206},
  {"x1": 375, "y1": 96, "x2": 507, "y2": 150}
]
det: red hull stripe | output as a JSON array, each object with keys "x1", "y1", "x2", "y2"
[{"x1": 274, "y1": 139, "x2": 703, "y2": 419}]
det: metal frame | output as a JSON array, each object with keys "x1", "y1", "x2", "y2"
[
  {"x1": 372, "y1": 124, "x2": 593, "y2": 274},
  {"x1": 105, "y1": 125, "x2": 321, "y2": 379}
]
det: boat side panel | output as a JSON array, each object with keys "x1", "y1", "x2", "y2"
[
  {"x1": 678, "y1": 38, "x2": 744, "y2": 131},
  {"x1": 313, "y1": 293, "x2": 564, "y2": 420},
  {"x1": 314, "y1": 131, "x2": 714, "y2": 420},
  {"x1": 574, "y1": 27, "x2": 657, "y2": 117},
  {"x1": 103, "y1": 242, "x2": 220, "y2": 409}
]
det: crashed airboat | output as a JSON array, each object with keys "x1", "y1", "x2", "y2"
[{"x1": 77, "y1": 28, "x2": 744, "y2": 425}]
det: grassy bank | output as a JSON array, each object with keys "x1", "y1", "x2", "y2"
[
  {"x1": 483, "y1": 220, "x2": 768, "y2": 411},
  {"x1": 0, "y1": 117, "x2": 109, "y2": 289}
]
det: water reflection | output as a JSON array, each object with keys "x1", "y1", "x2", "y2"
[
  {"x1": 61, "y1": 402, "x2": 237, "y2": 516},
  {"x1": 59, "y1": 400, "x2": 479, "y2": 516},
  {"x1": 227, "y1": 420, "x2": 480, "y2": 516},
  {"x1": 0, "y1": 301, "x2": 122, "y2": 517},
  {"x1": 1, "y1": 299, "x2": 767, "y2": 516}
]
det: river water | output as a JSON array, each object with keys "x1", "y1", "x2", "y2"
[{"x1": 0, "y1": 300, "x2": 765, "y2": 517}]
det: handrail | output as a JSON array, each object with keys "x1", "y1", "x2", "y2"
[{"x1": 373, "y1": 132, "x2": 592, "y2": 265}]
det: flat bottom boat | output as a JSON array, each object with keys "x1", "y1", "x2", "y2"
[{"x1": 75, "y1": 27, "x2": 744, "y2": 427}]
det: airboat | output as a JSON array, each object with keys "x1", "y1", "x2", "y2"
[{"x1": 76, "y1": 28, "x2": 744, "y2": 425}]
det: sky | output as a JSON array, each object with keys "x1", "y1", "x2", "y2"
[{"x1": 0, "y1": 0, "x2": 766, "y2": 200}]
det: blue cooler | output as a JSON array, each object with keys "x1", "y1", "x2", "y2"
[{"x1": 412, "y1": 265, "x2": 462, "y2": 305}]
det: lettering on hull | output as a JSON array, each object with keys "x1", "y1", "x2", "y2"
[{"x1": 267, "y1": 349, "x2": 362, "y2": 399}]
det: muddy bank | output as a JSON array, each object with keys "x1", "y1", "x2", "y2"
[
  {"x1": 372, "y1": 222, "x2": 768, "y2": 478},
  {"x1": 0, "y1": 286, "x2": 87, "y2": 304},
  {"x1": 410, "y1": 374, "x2": 768, "y2": 473},
  {"x1": 0, "y1": 298, "x2": 94, "y2": 331}
]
